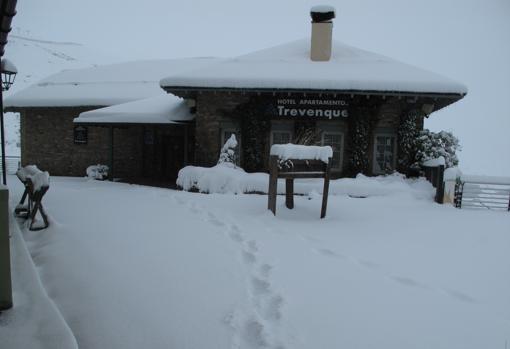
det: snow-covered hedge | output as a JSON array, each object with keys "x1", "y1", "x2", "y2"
[
  {"x1": 176, "y1": 164, "x2": 268, "y2": 194},
  {"x1": 177, "y1": 164, "x2": 433, "y2": 199}
]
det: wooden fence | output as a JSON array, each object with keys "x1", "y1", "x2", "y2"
[{"x1": 421, "y1": 164, "x2": 445, "y2": 204}]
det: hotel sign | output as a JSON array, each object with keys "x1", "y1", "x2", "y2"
[{"x1": 271, "y1": 98, "x2": 349, "y2": 119}]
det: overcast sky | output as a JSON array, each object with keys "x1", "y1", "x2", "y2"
[{"x1": 12, "y1": 0, "x2": 510, "y2": 175}]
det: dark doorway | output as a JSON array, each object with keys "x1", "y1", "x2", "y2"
[{"x1": 160, "y1": 131, "x2": 185, "y2": 181}]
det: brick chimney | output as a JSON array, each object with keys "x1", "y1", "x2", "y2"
[{"x1": 310, "y1": 5, "x2": 335, "y2": 61}]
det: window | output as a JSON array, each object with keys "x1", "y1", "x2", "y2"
[
  {"x1": 373, "y1": 134, "x2": 396, "y2": 174},
  {"x1": 321, "y1": 132, "x2": 343, "y2": 170},
  {"x1": 221, "y1": 129, "x2": 241, "y2": 166},
  {"x1": 271, "y1": 131, "x2": 292, "y2": 146}
]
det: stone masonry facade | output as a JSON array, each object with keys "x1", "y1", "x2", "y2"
[{"x1": 190, "y1": 91, "x2": 424, "y2": 176}]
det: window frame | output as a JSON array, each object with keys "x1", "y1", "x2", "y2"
[
  {"x1": 372, "y1": 132, "x2": 397, "y2": 175},
  {"x1": 270, "y1": 130, "x2": 293, "y2": 147},
  {"x1": 321, "y1": 131, "x2": 344, "y2": 171}
]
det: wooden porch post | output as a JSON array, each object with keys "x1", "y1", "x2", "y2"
[
  {"x1": 183, "y1": 124, "x2": 189, "y2": 166},
  {"x1": 109, "y1": 126, "x2": 114, "y2": 181}
]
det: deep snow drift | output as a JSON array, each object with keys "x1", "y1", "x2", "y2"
[{"x1": 4, "y1": 175, "x2": 510, "y2": 349}]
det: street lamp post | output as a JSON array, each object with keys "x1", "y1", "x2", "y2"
[
  {"x1": 0, "y1": 0, "x2": 18, "y2": 312},
  {"x1": 0, "y1": 58, "x2": 16, "y2": 185}
]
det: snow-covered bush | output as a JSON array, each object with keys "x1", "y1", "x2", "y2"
[
  {"x1": 415, "y1": 130, "x2": 460, "y2": 168},
  {"x1": 217, "y1": 134, "x2": 238, "y2": 168},
  {"x1": 346, "y1": 112, "x2": 371, "y2": 176},
  {"x1": 86, "y1": 164, "x2": 109, "y2": 180},
  {"x1": 397, "y1": 109, "x2": 421, "y2": 171}
]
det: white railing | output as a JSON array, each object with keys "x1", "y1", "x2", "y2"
[
  {"x1": 0, "y1": 156, "x2": 21, "y2": 175},
  {"x1": 454, "y1": 176, "x2": 510, "y2": 211}
]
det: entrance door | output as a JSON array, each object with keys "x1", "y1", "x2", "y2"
[
  {"x1": 373, "y1": 133, "x2": 396, "y2": 174},
  {"x1": 160, "y1": 132, "x2": 185, "y2": 181}
]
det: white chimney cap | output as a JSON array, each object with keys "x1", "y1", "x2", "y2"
[
  {"x1": 310, "y1": 5, "x2": 336, "y2": 22},
  {"x1": 310, "y1": 5, "x2": 336, "y2": 14}
]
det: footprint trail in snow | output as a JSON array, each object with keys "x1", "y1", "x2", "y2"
[{"x1": 173, "y1": 194, "x2": 288, "y2": 348}]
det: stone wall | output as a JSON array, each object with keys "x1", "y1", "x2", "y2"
[
  {"x1": 192, "y1": 92, "x2": 422, "y2": 177},
  {"x1": 194, "y1": 92, "x2": 249, "y2": 166},
  {"x1": 20, "y1": 107, "x2": 143, "y2": 177}
]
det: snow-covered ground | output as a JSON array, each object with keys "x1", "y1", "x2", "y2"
[
  {"x1": 3, "y1": 175, "x2": 510, "y2": 348},
  {"x1": 0, "y1": 208, "x2": 77, "y2": 349}
]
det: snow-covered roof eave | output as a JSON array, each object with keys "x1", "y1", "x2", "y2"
[
  {"x1": 73, "y1": 94, "x2": 195, "y2": 125},
  {"x1": 161, "y1": 85, "x2": 467, "y2": 99},
  {"x1": 73, "y1": 119, "x2": 189, "y2": 126}
]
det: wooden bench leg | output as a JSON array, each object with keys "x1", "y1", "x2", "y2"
[
  {"x1": 29, "y1": 202, "x2": 49, "y2": 231},
  {"x1": 285, "y1": 178, "x2": 294, "y2": 209},
  {"x1": 18, "y1": 188, "x2": 29, "y2": 206},
  {"x1": 14, "y1": 188, "x2": 30, "y2": 216}
]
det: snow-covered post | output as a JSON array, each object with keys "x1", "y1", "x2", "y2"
[
  {"x1": 268, "y1": 144, "x2": 333, "y2": 218},
  {"x1": 0, "y1": 185, "x2": 12, "y2": 310}
]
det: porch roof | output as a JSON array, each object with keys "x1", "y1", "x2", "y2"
[{"x1": 73, "y1": 94, "x2": 194, "y2": 125}]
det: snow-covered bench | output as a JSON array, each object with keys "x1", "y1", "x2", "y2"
[
  {"x1": 268, "y1": 144, "x2": 332, "y2": 218},
  {"x1": 14, "y1": 165, "x2": 50, "y2": 231}
]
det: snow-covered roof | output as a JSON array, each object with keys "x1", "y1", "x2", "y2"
[
  {"x1": 161, "y1": 39, "x2": 467, "y2": 95},
  {"x1": 5, "y1": 57, "x2": 222, "y2": 108},
  {"x1": 74, "y1": 94, "x2": 193, "y2": 125}
]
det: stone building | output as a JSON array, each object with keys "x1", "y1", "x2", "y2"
[
  {"x1": 5, "y1": 58, "x2": 220, "y2": 178},
  {"x1": 5, "y1": 8, "x2": 466, "y2": 182}
]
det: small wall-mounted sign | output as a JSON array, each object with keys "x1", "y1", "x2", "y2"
[
  {"x1": 268, "y1": 98, "x2": 349, "y2": 119},
  {"x1": 74, "y1": 126, "x2": 88, "y2": 144}
]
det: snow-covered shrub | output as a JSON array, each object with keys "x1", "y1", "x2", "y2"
[
  {"x1": 346, "y1": 111, "x2": 371, "y2": 176},
  {"x1": 86, "y1": 164, "x2": 109, "y2": 180},
  {"x1": 415, "y1": 130, "x2": 460, "y2": 168},
  {"x1": 397, "y1": 109, "x2": 421, "y2": 172},
  {"x1": 217, "y1": 134, "x2": 238, "y2": 168}
]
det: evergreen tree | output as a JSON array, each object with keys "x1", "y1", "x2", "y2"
[{"x1": 217, "y1": 134, "x2": 238, "y2": 167}]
